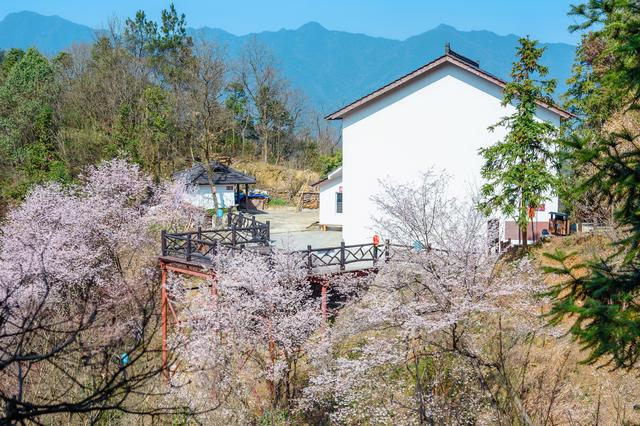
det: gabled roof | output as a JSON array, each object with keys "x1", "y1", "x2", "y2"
[
  {"x1": 326, "y1": 44, "x2": 572, "y2": 121},
  {"x1": 174, "y1": 161, "x2": 256, "y2": 185},
  {"x1": 311, "y1": 166, "x2": 342, "y2": 187}
]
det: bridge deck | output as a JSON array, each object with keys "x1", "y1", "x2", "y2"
[
  {"x1": 158, "y1": 213, "x2": 394, "y2": 379},
  {"x1": 160, "y1": 212, "x2": 408, "y2": 276}
]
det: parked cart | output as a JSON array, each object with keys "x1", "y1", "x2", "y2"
[{"x1": 549, "y1": 212, "x2": 570, "y2": 236}]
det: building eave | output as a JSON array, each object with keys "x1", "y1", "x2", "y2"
[
  {"x1": 311, "y1": 166, "x2": 342, "y2": 187},
  {"x1": 325, "y1": 54, "x2": 574, "y2": 121},
  {"x1": 173, "y1": 161, "x2": 257, "y2": 186}
]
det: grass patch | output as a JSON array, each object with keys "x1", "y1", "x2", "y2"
[{"x1": 269, "y1": 197, "x2": 288, "y2": 206}]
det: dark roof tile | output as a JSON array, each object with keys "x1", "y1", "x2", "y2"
[{"x1": 174, "y1": 162, "x2": 256, "y2": 185}]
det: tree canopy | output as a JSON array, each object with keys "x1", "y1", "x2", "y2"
[
  {"x1": 546, "y1": 0, "x2": 640, "y2": 369},
  {"x1": 0, "y1": 3, "x2": 336, "y2": 209},
  {"x1": 478, "y1": 37, "x2": 558, "y2": 248}
]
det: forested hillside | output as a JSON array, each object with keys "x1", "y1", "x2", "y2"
[
  {"x1": 0, "y1": 11, "x2": 576, "y2": 112},
  {"x1": 0, "y1": 5, "x2": 339, "y2": 209}
]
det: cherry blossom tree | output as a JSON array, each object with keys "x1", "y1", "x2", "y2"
[
  {"x1": 301, "y1": 171, "x2": 555, "y2": 424},
  {"x1": 167, "y1": 248, "x2": 328, "y2": 422},
  {"x1": 0, "y1": 159, "x2": 203, "y2": 424}
]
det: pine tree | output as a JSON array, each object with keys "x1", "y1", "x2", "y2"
[
  {"x1": 545, "y1": 0, "x2": 640, "y2": 369},
  {"x1": 478, "y1": 37, "x2": 558, "y2": 248}
]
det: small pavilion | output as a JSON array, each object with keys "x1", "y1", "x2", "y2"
[{"x1": 174, "y1": 161, "x2": 256, "y2": 211}]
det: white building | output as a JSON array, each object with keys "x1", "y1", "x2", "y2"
[
  {"x1": 314, "y1": 166, "x2": 343, "y2": 229},
  {"x1": 174, "y1": 161, "x2": 256, "y2": 211},
  {"x1": 322, "y1": 45, "x2": 571, "y2": 245}
]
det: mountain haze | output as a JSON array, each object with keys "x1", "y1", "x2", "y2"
[
  {"x1": 0, "y1": 11, "x2": 576, "y2": 113},
  {"x1": 0, "y1": 11, "x2": 95, "y2": 55}
]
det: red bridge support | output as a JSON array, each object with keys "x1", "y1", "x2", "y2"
[
  {"x1": 159, "y1": 259, "x2": 217, "y2": 380},
  {"x1": 158, "y1": 254, "x2": 379, "y2": 380}
]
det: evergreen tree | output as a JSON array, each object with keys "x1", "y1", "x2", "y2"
[
  {"x1": 0, "y1": 48, "x2": 24, "y2": 82},
  {"x1": 0, "y1": 47, "x2": 67, "y2": 198},
  {"x1": 124, "y1": 3, "x2": 194, "y2": 88},
  {"x1": 478, "y1": 37, "x2": 558, "y2": 248},
  {"x1": 545, "y1": 0, "x2": 640, "y2": 369}
]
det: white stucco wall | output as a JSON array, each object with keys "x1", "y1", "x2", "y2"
[
  {"x1": 340, "y1": 63, "x2": 561, "y2": 244},
  {"x1": 319, "y1": 173, "x2": 343, "y2": 226},
  {"x1": 184, "y1": 184, "x2": 236, "y2": 210}
]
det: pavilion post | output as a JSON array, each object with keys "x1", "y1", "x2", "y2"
[{"x1": 244, "y1": 184, "x2": 249, "y2": 211}]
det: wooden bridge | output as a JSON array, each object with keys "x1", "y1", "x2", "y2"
[
  {"x1": 158, "y1": 212, "x2": 398, "y2": 379},
  {"x1": 160, "y1": 211, "x2": 392, "y2": 273},
  {"x1": 161, "y1": 212, "x2": 271, "y2": 263}
]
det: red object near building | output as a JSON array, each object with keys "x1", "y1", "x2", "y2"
[{"x1": 373, "y1": 234, "x2": 380, "y2": 246}]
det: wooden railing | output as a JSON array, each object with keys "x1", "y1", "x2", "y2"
[
  {"x1": 162, "y1": 212, "x2": 270, "y2": 262},
  {"x1": 162, "y1": 234, "x2": 396, "y2": 274},
  {"x1": 225, "y1": 210, "x2": 266, "y2": 230},
  {"x1": 297, "y1": 241, "x2": 390, "y2": 272},
  {"x1": 161, "y1": 212, "x2": 408, "y2": 273}
]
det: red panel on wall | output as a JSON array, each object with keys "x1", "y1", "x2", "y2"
[{"x1": 504, "y1": 221, "x2": 549, "y2": 241}]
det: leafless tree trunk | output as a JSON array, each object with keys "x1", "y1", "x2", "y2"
[
  {"x1": 183, "y1": 40, "x2": 230, "y2": 224},
  {"x1": 236, "y1": 38, "x2": 303, "y2": 164}
]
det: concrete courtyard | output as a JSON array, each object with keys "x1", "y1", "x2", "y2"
[{"x1": 254, "y1": 206, "x2": 342, "y2": 250}]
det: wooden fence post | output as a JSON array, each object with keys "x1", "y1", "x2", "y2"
[
  {"x1": 227, "y1": 209, "x2": 232, "y2": 227},
  {"x1": 307, "y1": 245, "x2": 313, "y2": 272},
  {"x1": 186, "y1": 234, "x2": 192, "y2": 262},
  {"x1": 385, "y1": 239, "x2": 390, "y2": 263},
  {"x1": 231, "y1": 224, "x2": 237, "y2": 247},
  {"x1": 197, "y1": 226, "x2": 202, "y2": 241},
  {"x1": 251, "y1": 216, "x2": 256, "y2": 240},
  {"x1": 161, "y1": 230, "x2": 167, "y2": 257},
  {"x1": 340, "y1": 242, "x2": 346, "y2": 271},
  {"x1": 265, "y1": 221, "x2": 271, "y2": 244},
  {"x1": 373, "y1": 243, "x2": 378, "y2": 265}
]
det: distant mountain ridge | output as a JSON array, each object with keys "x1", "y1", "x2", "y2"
[
  {"x1": 0, "y1": 11, "x2": 95, "y2": 55},
  {"x1": 0, "y1": 11, "x2": 576, "y2": 113}
]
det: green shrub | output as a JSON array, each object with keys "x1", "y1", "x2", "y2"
[
  {"x1": 269, "y1": 197, "x2": 288, "y2": 206},
  {"x1": 318, "y1": 151, "x2": 342, "y2": 176}
]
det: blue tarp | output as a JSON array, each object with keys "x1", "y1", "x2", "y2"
[{"x1": 237, "y1": 192, "x2": 271, "y2": 203}]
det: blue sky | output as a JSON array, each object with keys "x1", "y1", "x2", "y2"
[{"x1": 0, "y1": 0, "x2": 584, "y2": 44}]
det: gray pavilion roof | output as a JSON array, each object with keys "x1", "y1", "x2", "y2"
[{"x1": 173, "y1": 161, "x2": 256, "y2": 185}]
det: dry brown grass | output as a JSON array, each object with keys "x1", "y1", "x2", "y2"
[
  {"x1": 521, "y1": 233, "x2": 640, "y2": 425},
  {"x1": 233, "y1": 160, "x2": 320, "y2": 202}
]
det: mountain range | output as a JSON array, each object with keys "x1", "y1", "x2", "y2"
[{"x1": 0, "y1": 11, "x2": 576, "y2": 113}]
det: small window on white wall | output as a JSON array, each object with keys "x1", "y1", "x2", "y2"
[{"x1": 336, "y1": 192, "x2": 343, "y2": 214}]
